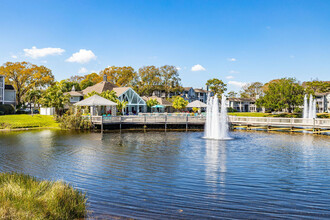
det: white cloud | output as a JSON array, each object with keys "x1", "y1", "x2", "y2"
[
  {"x1": 176, "y1": 66, "x2": 181, "y2": 71},
  {"x1": 228, "y1": 81, "x2": 247, "y2": 88},
  {"x1": 191, "y1": 64, "x2": 206, "y2": 71},
  {"x1": 66, "y1": 49, "x2": 96, "y2": 64},
  {"x1": 24, "y1": 46, "x2": 65, "y2": 59},
  {"x1": 78, "y1": 67, "x2": 88, "y2": 74},
  {"x1": 11, "y1": 55, "x2": 18, "y2": 59},
  {"x1": 227, "y1": 58, "x2": 237, "y2": 62},
  {"x1": 226, "y1": 76, "x2": 234, "y2": 79},
  {"x1": 229, "y1": 70, "x2": 239, "y2": 74}
]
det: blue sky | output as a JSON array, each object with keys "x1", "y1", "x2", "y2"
[{"x1": 1, "y1": 0, "x2": 330, "y2": 92}]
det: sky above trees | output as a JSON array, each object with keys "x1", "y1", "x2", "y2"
[{"x1": 1, "y1": 0, "x2": 330, "y2": 92}]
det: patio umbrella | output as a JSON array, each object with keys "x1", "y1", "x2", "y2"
[
  {"x1": 151, "y1": 104, "x2": 165, "y2": 108},
  {"x1": 186, "y1": 100, "x2": 207, "y2": 108}
]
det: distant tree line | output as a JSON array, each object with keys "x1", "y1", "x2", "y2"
[{"x1": 0, "y1": 61, "x2": 329, "y2": 114}]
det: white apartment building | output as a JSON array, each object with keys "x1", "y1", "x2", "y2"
[{"x1": 0, "y1": 75, "x2": 16, "y2": 105}]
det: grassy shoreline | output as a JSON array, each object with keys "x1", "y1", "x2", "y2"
[
  {"x1": 0, "y1": 172, "x2": 87, "y2": 219},
  {"x1": 0, "y1": 115, "x2": 59, "y2": 129}
]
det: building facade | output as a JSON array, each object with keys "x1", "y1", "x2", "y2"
[
  {"x1": 227, "y1": 97, "x2": 259, "y2": 112},
  {"x1": 81, "y1": 76, "x2": 147, "y2": 114},
  {"x1": 0, "y1": 75, "x2": 16, "y2": 105},
  {"x1": 315, "y1": 92, "x2": 330, "y2": 113}
]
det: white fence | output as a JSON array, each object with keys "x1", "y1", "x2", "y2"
[
  {"x1": 40, "y1": 107, "x2": 55, "y2": 116},
  {"x1": 90, "y1": 115, "x2": 330, "y2": 128}
]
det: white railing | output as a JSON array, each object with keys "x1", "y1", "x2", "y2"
[{"x1": 90, "y1": 115, "x2": 330, "y2": 128}]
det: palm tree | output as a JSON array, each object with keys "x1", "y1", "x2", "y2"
[
  {"x1": 116, "y1": 100, "x2": 128, "y2": 115},
  {"x1": 24, "y1": 90, "x2": 41, "y2": 115}
]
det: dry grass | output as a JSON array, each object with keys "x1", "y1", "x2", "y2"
[{"x1": 0, "y1": 172, "x2": 87, "y2": 219}]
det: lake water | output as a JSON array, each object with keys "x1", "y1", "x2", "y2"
[{"x1": 0, "y1": 130, "x2": 330, "y2": 219}]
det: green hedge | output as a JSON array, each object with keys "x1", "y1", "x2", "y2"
[{"x1": 0, "y1": 104, "x2": 15, "y2": 115}]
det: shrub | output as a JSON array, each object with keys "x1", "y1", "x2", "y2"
[
  {"x1": 317, "y1": 113, "x2": 330, "y2": 118},
  {"x1": 57, "y1": 108, "x2": 92, "y2": 130},
  {"x1": 0, "y1": 172, "x2": 87, "y2": 219},
  {"x1": 227, "y1": 107, "x2": 237, "y2": 113},
  {"x1": 0, "y1": 104, "x2": 15, "y2": 115},
  {"x1": 15, "y1": 110, "x2": 28, "y2": 114}
]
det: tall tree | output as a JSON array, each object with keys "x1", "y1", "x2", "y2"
[
  {"x1": 79, "y1": 72, "x2": 102, "y2": 90},
  {"x1": 101, "y1": 66, "x2": 138, "y2": 87},
  {"x1": 160, "y1": 65, "x2": 182, "y2": 97},
  {"x1": 0, "y1": 61, "x2": 54, "y2": 106},
  {"x1": 303, "y1": 80, "x2": 330, "y2": 93},
  {"x1": 206, "y1": 78, "x2": 227, "y2": 95},
  {"x1": 68, "y1": 75, "x2": 84, "y2": 83},
  {"x1": 227, "y1": 91, "x2": 238, "y2": 98},
  {"x1": 138, "y1": 66, "x2": 162, "y2": 96},
  {"x1": 240, "y1": 82, "x2": 264, "y2": 98},
  {"x1": 40, "y1": 82, "x2": 70, "y2": 115},
  {"x1": 24, "y1": 89, "x2": 42, "y2": 114},
  {"x1": 256, "y1": 78, "x2": 304, "y2": 113},
  {"x1": 61, "y1": 80, "x2": 81, "y2": 92}
]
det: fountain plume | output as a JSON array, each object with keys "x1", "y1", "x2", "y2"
[
  {"x1": 204, "y1": 93, "x2": 230, "y2": 140},
  {"x1": 303, "y1": 94, "x2": 316, "y2": 119}
]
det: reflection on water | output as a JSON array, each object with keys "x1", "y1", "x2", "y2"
[
  {"x1": 0, "y1": 130, "x2": 330, "y2": 219},
  {"x1": 205, "y1": 140, "x2": 226, "y2": 192}
]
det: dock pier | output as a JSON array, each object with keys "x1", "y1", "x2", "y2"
[{"x1": 92, "y1": 115, "x2": 330, "y2": 135}]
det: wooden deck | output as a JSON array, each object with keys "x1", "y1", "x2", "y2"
[{"x1": 90, "y1": 115, "x2": 330, "y2": 134}]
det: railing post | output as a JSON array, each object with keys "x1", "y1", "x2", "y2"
[
  {"x1": 165, "y1": 115, "x2": 167, "y2": 131},
  {"x1": 186, "y1": 114, "x2": 188, "y2": 131},
  {"x1": 101, "y1": 115, "x2": 104, "y2": 133},
  {"x1": 120, "y1": 116, "x2": 122, "y2": 130}
]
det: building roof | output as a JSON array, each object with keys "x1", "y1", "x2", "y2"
[
  {"x1": 112, "y1": 87, "x2": 130, "y2": 96},
  {"x1": 64, "y1": 91, "x2": 84, "y2": 97},
  {"x1": 315, "y1": 92, "x2": 330, "y2": 96},
  {"x1": 142, "y1": 96, "x2": 172, "y2": 106},
  {"x1": 74, "y1": 95, "x2": 117, "y2": 106},
  {"x1": 82, "y1": 81, "x2": 118, "y2": 95},
  {"x1": 186, "y1": 100, "x2": 207, "y2": 108},
  {"x1": 194, "y1": 88, "x2": 207, "y2": 93},
  {"x1": 183, "y1": 87, "x2": 193, "y2": 91},
  {"x1": 228, "y1": 97, "x2": 256, "y2": 102}
]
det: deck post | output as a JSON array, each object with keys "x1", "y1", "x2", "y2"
[
  {"x1": 120, "y1": 116, "x2": 122, "y2": 130},
  {"x1": 186, "y1": 115, "x2": 188, "y2": 131},
  {"x1": 313, "y1": 118, "x2": 315, "y2": 133},
  {"x1": 101, "y1": 116, "x2": 104, "y2": 133},
  {"x1": 165, "y1": 115, "x2": 167, "y2": 132}
]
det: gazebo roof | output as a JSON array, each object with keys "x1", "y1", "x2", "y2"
[
  {"x1": 186, "y1": 100, "x2": 207, "y2": 108},
  {"x1": 74, "y1": 95, "x2": 117, "y2": 106}
]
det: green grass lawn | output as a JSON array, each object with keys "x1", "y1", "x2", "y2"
[
  {"x1": 0, "y1": 172, "x2": 87, "y2": 219},
  {"x1": 0, "y1": 115, "x2": 59, "y2": 129}
]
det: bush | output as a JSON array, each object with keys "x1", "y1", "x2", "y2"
[
  {"x1": 0, "y1": 172, "x2": 87, "y2": 219},
  {"x1": 57, "y1": 108, "x2": 92, "y2": 130},
  {"x1": 15, "y1": 110, "x2": 28, "y2": 114},
  {"x1": 317, "y1": 113, "x2": 330, "y2": 118},
  {"x1": 293, "y1": 107, "x2": 302, "y2": 113},
  {"x1": 0, "y1": 104, "x2": 15, "y2": 115},
  {"x1": 227, "y1": 107, "x2": 237, "y2": 113}
]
